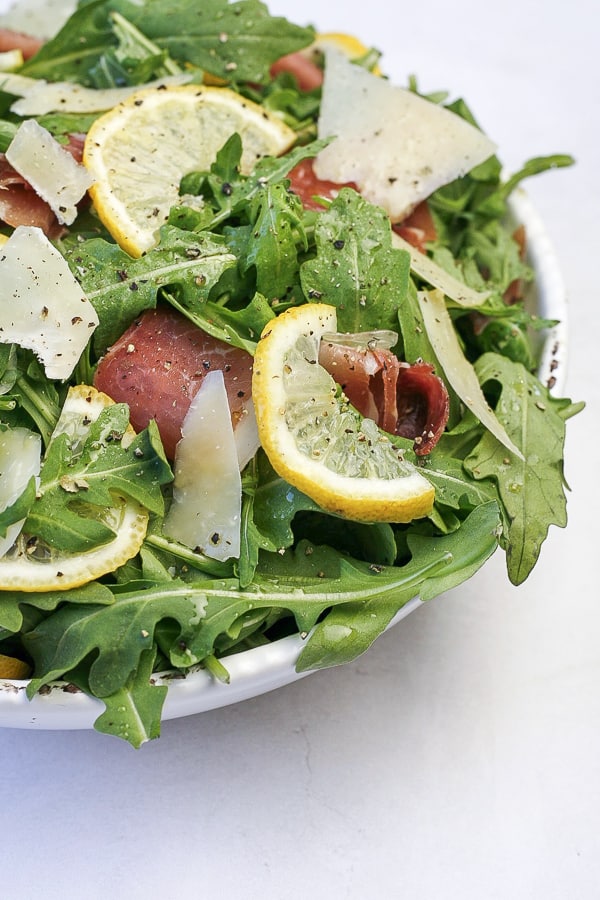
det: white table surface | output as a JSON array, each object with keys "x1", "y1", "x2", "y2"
[{"x1": 0, "y1": 1, "x2": 598, "y2": 897}]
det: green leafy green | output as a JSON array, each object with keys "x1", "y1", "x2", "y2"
[
  {"x1": 21, "y1": 0, "x2": 314, "y2": 86},
  {"x1": 19, "y1": 0, "x2": 116, "y2": 84},
  {"x1": 0, "y1": 476, "x2": 37, "y2": 540},
  {"x1": 297, "y1": 501, "x2": 501, "y2": 670},
  {"x1": 25, "y1": 409, "x2": 172, "y2": 554},
  {"x1": 0, "y1": 119, "x2": 18, "y2": 153},
  {"x1": 464, "y1": 353, "x2": 583, "y2": 583},
  {"x1": 103, "y1": 0, "x2": 315, "y2": 85},
  {"x1": 2, "y1": 354, "x2": 63, "y2": 447},
  {"x1": 300, "y1": 188, "x2": 411, "y2": 333},
  {"x1": 0, "y1": 582, "x2": 114, "y2": 635},
  {"x1": 92, "y1": 647, "x2": 168, "y2": 747},
  {"x1": 62, "y1": 226, "x2": 237, "y2": 354}
]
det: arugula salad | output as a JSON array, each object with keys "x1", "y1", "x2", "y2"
[{"x1": 0, "y1": 0, "x2": 582, "y2": 745}]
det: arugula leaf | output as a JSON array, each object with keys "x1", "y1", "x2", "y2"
[
  {"x1": 423, "y1": 421, "x2": 499, "y2": 513},
  {"x1": 62, "y1": 226, "x2": 237, "y2": 354},
  {"x1": 19, "y1": 0, "x2": 116, "y2": 84},
  {"x1": 300, "y1": 188, "x2": 411, "y2": 333},
  {"x1": 25, "y1": 410, "x2": 172, "y2": 553},
  {"x1": 251, "y1": 451, "x2": 320, "y2": 549},
  {"x1": 0, "y1": 344, "x2": 18, "y2": 397},
  {"x1": 103, "y1": 0, "x2": 315, "y2": 84},
  {"x1": 5, "y1": 355, "x2": 63, "y2": 447},
  {"x1": 500, "y1": 154, "x2": 576, "y2": 198},
  {"x1": 0, "y1": 581, "x2": 114, "y2": 635},
  {"x1": 296, "y1": 501, "x2": 501, "y2": 671},
  {"x1": 93, "y1": 646, "x2": 167, "y2": 746},
  {"x1": 88, "y1": 9, "x2": 183, "y2": 88},
  {"x1": 165, "y1": 290, "x2": 272, "y2": 355},
  {"x1": 0, "y1": 119, "x2": 18, "y2": 153},
  {"x1": 239, "y1": 182, "x2": 306, "y2": 300},
  {"x1": 464, "y1": 353, "x2": 582, "y2": 584},
  {"x1": 177, "y1": 133, "x2": 328, "y2": 233},
  {"x1": 180, "y1": 548, "x2": 456, "y2": 664},
  {"x1": 143, "y1": 528, "x2": 234, "y2": 579},
  {"x1": 24, "y1": 580, "x2": 205, "y2": 698},
  {"x1": 36, "y1": 111, "x2": 105, "y2": 140},
  {"x1": 237, "y1": 452, "x2": 321, "y2": 586}
]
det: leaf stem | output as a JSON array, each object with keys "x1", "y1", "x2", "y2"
[
  {"x1": 144, "y1": 533, "x2": 234, "y2": 578},
  {"x1": 15, "y1": 374, "x2": 60, "y2": 445},
  {"x1": 202, "y1": 654, "x2": 231, "y2": 684}
]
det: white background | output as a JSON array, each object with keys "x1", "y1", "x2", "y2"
[{"x1": 1, "y1": 0, "x2": 599, "y2": 897}]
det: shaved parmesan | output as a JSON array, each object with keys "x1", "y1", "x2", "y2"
[
  {"x1": 6, "y1": 119, "x2": 94, "y2": 225},
  {"x1": 164, "y1": 370, "x2": 242, "y2": 562},
  {"x1": 0, "y1": 226, "x2": 99, "y2": 380},
  {"x1": 234, "y1": 399, "x2": 260, "y2": 472},
  {"x1": 0, "y1": 426, "x2": 41, "y2": 558},
  {"x1": 391, "y1": 231, "x2": 490, "y2": 307},
  {"x1": 418, "y1": 289, "x2": 524, "y2": 459},
  {"x1": 1, "y1": 72, "x2": 194, "y2": 116},
  {"x1": 315, "y1": 49, "x2": 497, "y2": 222}
]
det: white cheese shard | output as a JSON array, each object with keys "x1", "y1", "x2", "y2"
[
  {"x1": 0, "y1": 426, "x2": 41, "y2": 558},
  {"x1": 391, "y1": 231, "x2": 490, "y2": 307},
  {"x1": 1, "y1": 72, "x2": 194, "y2": 116},
  {"x1": 233, "y1": 398, "x2": 260, "y2": 471},
  {"x1": 0, "y1": 226, "x2": 99, "y2": 380},
  {"x1": 6, "y1": 119, "x2": 94, "y2": 226},
  {"x1": 315, "y1": 49, "x2": 497, "y2": 222},
  {"x1": 418, "y1": 289, "x2": 523, "y2": 459},
  {"x1": 164, "y1": 370, "x2": 242, "y2": 562}
]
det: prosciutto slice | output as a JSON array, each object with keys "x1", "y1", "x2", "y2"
[
  {"x1": 94, "y1": 306, "x2": 254, "y2": 460},
  {"x1": 0, "y1": 28, "x2": 44, "y2": 60},
  {"x1": 318, "y1": 338, "x2": 449, "y2": 455}
]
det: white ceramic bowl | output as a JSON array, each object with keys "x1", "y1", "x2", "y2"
[{"x1": 0, "y1": 189, "x2": 569, "y2": 731}]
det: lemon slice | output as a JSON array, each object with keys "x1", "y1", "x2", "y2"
[
  {"x1": 83, "y1": 83, "x2": 297, "y2": 257},
  {"x1": 252, "y1": 304, "x2": 435, "y2": 523},
  {"x1": 0, "y1": 653, "x2": 31, "y2": 679},
  {"x1": 0, "y1": 386, "x2": 148, "y2": 592}
]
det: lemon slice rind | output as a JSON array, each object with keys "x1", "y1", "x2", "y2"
[{"x1": 0, "y1": 500, "x2": 148, "y2": 592}]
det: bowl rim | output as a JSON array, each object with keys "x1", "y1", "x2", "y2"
[{"x1": 0, "y1": 190, "x2": 570, "y2": 731}]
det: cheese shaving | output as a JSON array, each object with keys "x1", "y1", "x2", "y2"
[
  {"x1": 1, "y1": 72, "x2": 195, "y2": 115},
  {"x1": 418, "y1": 289, "x2": 524, "y2": 459},
  {"x1": 164, "y1": 370, "x2": 242, "y2": 561},
  {"x1": 6, "y1": 119, "x2": 93, "y2": 225},
  {"x1": 0, "y1": 427, "x2": 41, "y2": 558},
  {"x1": 0, "y1": 226, "x2": 99, "y2": 380},
  {"x1": 316, "y1": 48, "x2": 497, "y2": 222},
  {"x1": 391, "y1": 231, "x2": 491, "y2": 307}
]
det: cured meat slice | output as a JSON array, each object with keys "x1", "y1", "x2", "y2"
[
  {"x1": 319, "y1": 338, "x2": 449, "y2": 454},
  {"x1": 94, "y1": 307, "x2": 254, "y2": 460}
]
